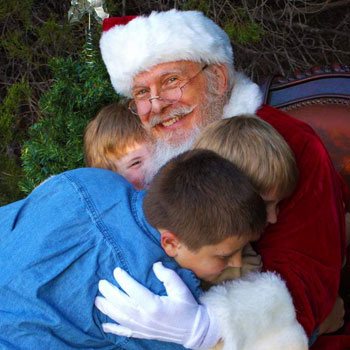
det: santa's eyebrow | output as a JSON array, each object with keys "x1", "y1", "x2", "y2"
[{"x1": 132, "y1": 69, "x2": 187, "y2": 89}]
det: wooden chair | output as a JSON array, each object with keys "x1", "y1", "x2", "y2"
[{"x1": 260, "y1": 63, "x2": 350, "y2": 191}]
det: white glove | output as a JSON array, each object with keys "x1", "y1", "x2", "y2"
[{"x1": 95, "y1": 262, "x2": 221, "y2": 349}]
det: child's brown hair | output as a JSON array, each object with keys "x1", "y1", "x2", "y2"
[
  {"x1": 84, "y1": 102, "x2": 149, "y2": 171},
  {"x1": 144, "y1": 149, "x2": 266, "y2": 251},
  {"x1": 194, "y1": 115, "x2": 298, "y2": 198}
]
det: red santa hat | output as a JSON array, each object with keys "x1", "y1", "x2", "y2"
[{"x1": 100, "y1": 9, "x2": 233, "y2": 97}]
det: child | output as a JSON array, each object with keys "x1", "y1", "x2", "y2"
[
  {"x1": 1, "y1": 149, "x2": 306, "y2": 349},
  {"x1": 194, "y1": 114, "x2": 298, "y2": 284},
  {"x1": 84, "y1": 102, "x2": 153, "y2": 189},
  {"x1": 194, "y1": 114, "x2": 298, "y2": 226}
]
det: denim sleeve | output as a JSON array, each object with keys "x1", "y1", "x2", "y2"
[{"x1": 308, "y1": 327, "x2": 319, "y2": 347}]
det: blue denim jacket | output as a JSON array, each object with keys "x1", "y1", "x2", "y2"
[{"x1": 0, "y1": 168, "x2": 201, "y2": 349}]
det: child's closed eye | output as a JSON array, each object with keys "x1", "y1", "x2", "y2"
[{"x1": 128, "y1": 159, "x2": 143, "y2": 169}]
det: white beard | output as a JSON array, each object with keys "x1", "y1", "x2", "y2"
[
  {"x1": 143, "y1": 78, "x2": 230, "y2": 186},
  {"x1": 143, "y1": 125, "x2": 201, "y2": 187}
]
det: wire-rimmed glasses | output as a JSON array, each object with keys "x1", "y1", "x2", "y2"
[{"x1": 129, "y1": 65, "x2": 208, "y2": 116}]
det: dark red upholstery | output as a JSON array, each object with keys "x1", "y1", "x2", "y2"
[{"x1": 261, "y1": 64, "x2": 350, "y2": 190}]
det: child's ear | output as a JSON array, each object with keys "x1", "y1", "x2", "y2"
[{"x1": 160, "y1": 230, "x2": 181, "y2": 257}]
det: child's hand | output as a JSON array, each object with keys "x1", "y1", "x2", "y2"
[
  {"x1": 240, "y1": 243, "x2": 262, "y2": 276},
  {"x1": 318, "y1": 296, "x2": 345, "y2": 335}
]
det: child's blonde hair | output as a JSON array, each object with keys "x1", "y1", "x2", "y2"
[
  {"x1": 84, "y1": 102, "x2": 149, "y2": 171},
  {"x1": 194, "y1": 115, "x2": 298, "y2": 198}
]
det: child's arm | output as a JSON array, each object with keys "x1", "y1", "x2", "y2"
[{"x1": 318, "y1": 296, "x2": 345, "y2": 335}]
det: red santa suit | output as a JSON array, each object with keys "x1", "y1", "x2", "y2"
[{"x1": 223, "y1": 72, "x2": 350, "y2": 349}]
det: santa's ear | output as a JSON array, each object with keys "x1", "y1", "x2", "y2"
[
  {"x1": 207, "y1": 63, "x2": 228, "y2": 95},
  {"x1": 160, "y1": 229, "x2": 181, "y2": 257}
]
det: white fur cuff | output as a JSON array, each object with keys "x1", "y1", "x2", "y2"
[{"x1": 201, "y1": 272, "x2": 308, "y2": 350}]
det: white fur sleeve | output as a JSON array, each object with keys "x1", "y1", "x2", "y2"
[{"x1": 200, "y1": 272, "x2": 308, "y2": 350}]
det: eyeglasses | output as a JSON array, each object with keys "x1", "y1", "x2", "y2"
[{"x1": 129, "y1": 65, "x2": 208, "y2": 116}]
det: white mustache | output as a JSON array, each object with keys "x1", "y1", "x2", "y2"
[{"x1": 149, "y1": 105, "x2": 196, "y2": 128}]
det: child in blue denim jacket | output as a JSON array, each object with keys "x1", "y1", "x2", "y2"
[{"x1": 0, "y1": 149, "x2": 266, "y2": 350}]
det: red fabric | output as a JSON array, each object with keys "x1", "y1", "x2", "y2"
[
  {"x1": 102, "y1": 16, "x2": 137, "y2": 32},
  {"x1": 341, "y1": 177, "x2": 350, "y2": 212},
  {"x1": 255, "y1": 105, "x2": 350, "y2": 348},
  {"x1": 309, "y1": 258, "x2": 350, "y2": 350},
  {"x1": 312, "y1": 334, "x2": 350, "y2": 350}
]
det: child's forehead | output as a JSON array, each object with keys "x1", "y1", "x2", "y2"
[
  {"x1": 119, "y1": 141, "x2": 152, "y2": 160},
  {"x1": 203, "y1": 234, "x2": 259, "y2": 254},
  {"x1": 125, "y1": 141, "x2": 149, "y2": 153}
]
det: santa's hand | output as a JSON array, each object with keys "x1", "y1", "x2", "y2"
[{"x1": 95, "y1": 262, "x2": 221, "y2": 349}]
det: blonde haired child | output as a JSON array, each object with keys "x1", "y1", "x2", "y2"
[
  {"x1": 194, "y1": 114, "x2": 298, "y2": 284},
  {"x1": 84, "y1": 102, "x2": 153, "y2": 189},
  {"x1": 195, "y1": 114, "x2": 298, "y2": 225}
]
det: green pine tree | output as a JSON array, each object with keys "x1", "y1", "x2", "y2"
[
  {"x1": 0, "y1": 81, "x2": 31, "y2": 205},
  {"x1": 20, "y1": 55, "x2": 118, "y2": 194}
]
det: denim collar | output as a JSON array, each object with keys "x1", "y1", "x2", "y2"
[{"x1": 131, "y1": 190, "x2": 162, "y2": 246}]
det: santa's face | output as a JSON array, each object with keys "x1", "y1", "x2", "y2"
[{"x1": 131, "y1": 60, "x2": 224, "y2": 147}]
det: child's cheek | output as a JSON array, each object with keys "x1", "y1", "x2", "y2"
[
  {"x1": 211, "y1": 259, "x2": 227, "y2": 274},
  {"x1": 123, "y1": 169, "x2": 145, "y2": 190}
]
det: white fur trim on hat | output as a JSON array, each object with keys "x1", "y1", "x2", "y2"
[
  {"x1": 223, "y1": 71, "x2": 263, "y2": 117},
  {"x1": 100, "y1": 9, "x2": 233, "y2": 97}
]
